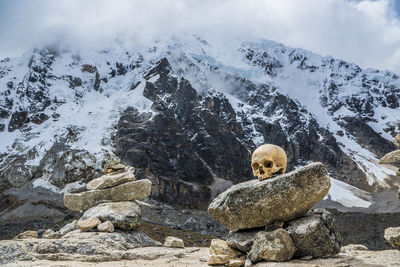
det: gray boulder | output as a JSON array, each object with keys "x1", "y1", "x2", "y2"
[
  {"x1": 286, "y1": 209, "x2": 341, "y2": 258},
  {"x1": 208, "y1": 163, "x2": 330, "y2": 231},
  {"x1": 81, "y1": 202, "x2": 141, "y2": 230},
  {"x1": 248, "y1": 229, "x2": 295, "y2": 263},
  {"x1": 64, "y1": 179, "x2": 152, "y2": 211}
]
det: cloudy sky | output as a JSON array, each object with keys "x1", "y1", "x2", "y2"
[{"x1": 1, "y1": 0, "x2": 400, "y2": 73}]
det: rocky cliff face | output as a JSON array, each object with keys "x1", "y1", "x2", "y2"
[{"x1": 0, "y1": 36, "x2": 399, "y2": 232}]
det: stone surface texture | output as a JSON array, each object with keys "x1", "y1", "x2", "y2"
[
  {"x1": 164, "y1": 236, "x2": 185, "y2": 248},
  {"x1": 78, "y1": 217, "x2": 101, "y2": 231},
  {"x1": 97, "y1": 221, "x2": 114, "y2": 233},
  {"x1": 64, "y1": 179, "x2": 152, "y2": 211},
  {"x1": 0, "y1": 231, "x2": 161, "y2": 264},
  {"x1": 208, "y1": 163, "x2": 330, "y2": 231},
  {"x1": 59, "y1": 220, "x2": 77, "y2": 236},
  {"x1": 380, "y1": 149, "x2": 400, "y2": 164},
  {"x1": 384, "y1": 226, "x2": 400, "y2": 249},
  {"x1": 286, "y1": 209, "x2": 341, "y2": 258},
  {"x1": 81, "y1": 202, "x2": 141, "y2": 230},
  {"x1": 226, "y1": 229, "x2": 259, "y2": 253},
  {"x1": 86, "y1": 167, "x2": 135, "y2": 190},
  {"x1": 248, "y1": 229, "x2": 295, "y2": 263},
  {"x1": 208, "y1": 239, "x2": 242, "y2": 265}
]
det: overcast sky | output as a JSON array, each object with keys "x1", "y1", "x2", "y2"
[{"x1": 1, "y1": 0, "x2": 400, "y2": 73}]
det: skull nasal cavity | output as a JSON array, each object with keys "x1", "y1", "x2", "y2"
[{"x1": 264, "y1": 161, "x2": 273, "y2": 168}]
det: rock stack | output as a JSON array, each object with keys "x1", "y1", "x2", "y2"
[
  {"x1": 207, "y1": 162, "x2": 342, "y2": 266},
  {"x1": 381, "y1": 134, "x2": 400, "y2": 249},
  {"x1": 63, "y1": 159, "x2": 152, "y2": 232}
]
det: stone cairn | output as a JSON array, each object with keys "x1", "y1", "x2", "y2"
[
  {"x1": 206, "y1": 144, "x2": 341, "y2": 266},
  {"x1": 381, "y1": 133, "x2": 400, "y2": 249},
  {"x1": 57, "y1": 159, "x2": 152, "y2": 236}
]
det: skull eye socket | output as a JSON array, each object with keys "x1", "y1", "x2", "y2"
[
  {"x1": 264, "y1": 161, "x2": 273, "y2": 168},
  {"x1": 252, "y1": 162, "x2": 259, "y2": 171}
]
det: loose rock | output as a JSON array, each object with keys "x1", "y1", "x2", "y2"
[
  {"x1": 384, "y1": 226, "x2": 400, "y2": 249},
  {"x1": 59, "y1": 220, "x2": 77, "y2": 236},
  {"x1": 379, "y1": 149, "x2": 400, "y2": 164},
  {"x1": 286, "y1": 209, "x2": 341, "y2": 258},
  {"x1": 208, "y1": 239, "x2": 242, "y2": 265},
  {"x1": 164, "y1": 236, "x2": 184, "y2": 248},
  {"x1": 226, "y1": 229, "x2": 259, "y2": 253},
  {"x1": 86, "y1": 167, "x2": 135, "y2": 190},
  {"x1": 97, "y1": 221, "x2": 114, "y2": 232},
  {"x1": 78, "y1": 217, "x2": 101, "y2": 231},
  {"x1": 208, "y1": 163, "x2": 330, "y2": 231},
  {"x1": 248, "y1": 229, "x2": 295, "y2": 263},
  {"x1": 81, "y1": 201, "x2": 141, "y2": 230},
  {"x1": 64, "y1": 179, "x2": 152, "y2": 211}
]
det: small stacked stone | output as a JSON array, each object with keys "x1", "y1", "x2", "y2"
[
  {"x1": 207, "y1": 162, "x2": 341, "y2": 266},
  {"x1": 62, "y1": 159, "x2": 152, "y2": 233}
]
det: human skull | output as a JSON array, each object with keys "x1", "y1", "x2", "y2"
[{"x1": 251, "y1": 144, "x2": 287, "y2": 181}]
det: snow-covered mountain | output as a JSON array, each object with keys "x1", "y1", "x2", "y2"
[{"x1": 0, "y1": 35, "x2": 399, "y2": 230}]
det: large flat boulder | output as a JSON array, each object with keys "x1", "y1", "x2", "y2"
[
  {"x1": 208, "y1": 162, "x2": 330, "y2": 231},
  {"x1": 64, "y1": 179, "x2": 151, "y2": 211},
  {"x1": 81, "y1": 202, "x2": 141, "y2": 230}
]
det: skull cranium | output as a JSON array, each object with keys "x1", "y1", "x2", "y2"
[{"x1": 251, "y1": 144, "x2": 287, "y2": 181}]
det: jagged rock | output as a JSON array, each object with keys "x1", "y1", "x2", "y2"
[
  {"x1": 81, "y1": 202, "x2": 141, "y2": 230},
  {"x1": 97, "y1": 221, "x2": 114, "y2": 233},
  {"x1": 380, "y1": 149, "x2": 400, "y2": 164},
  {"x1": 0, "y1": 231, "x2": 161, "y2": 264},
  {"x1": 78, "y1": 217, "x2": 101, "y2": 231},
  {"x1": 286, "y1": 209, "x2": 341, "y2": 258},
  {"x1": 226, "y1": 229, "x2": 259, "y2": 253},
  {"x1": 395, "y1": 133, "x2": 400, "y2": 148},
  {"x1": 13, "y1": 230, "x2": 37, "y2": 240},
  {"x1": 59, "y1": 220, "x2": 77, "y2": 236},
  {"x1": 384, "y1": 227, "x2": 400, "y2": 249},
  {"x1": 248, "y1": 229, "x2": 295, "y2": 263},
  {"x1": 208, "y1": 239, "x2": 242, "y2": 265},
  {"x1": 164, "y1": 236, "x2": 184, "y2": 248},
  {"x1": 86, "y1": 167, "x2": 135, "y2": 190},
  {"x1": 64, "y1": 179, "x2": 152, "y2": 211},
  {"x1": 208, "y1": 163, "x2": 330, "y2": 231}
]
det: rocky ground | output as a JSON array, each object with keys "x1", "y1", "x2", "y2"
[{"x1": 2, "y1": 246, "x2": 400, "y2": 267}]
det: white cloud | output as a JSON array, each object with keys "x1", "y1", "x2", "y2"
[{"x1": 1, "y1": 0, "x2": 400, "y2": 73}]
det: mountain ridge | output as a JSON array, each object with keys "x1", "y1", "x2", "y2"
[{"x1": 0, "y1": 35, "x2": 399, "y2": 230}]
